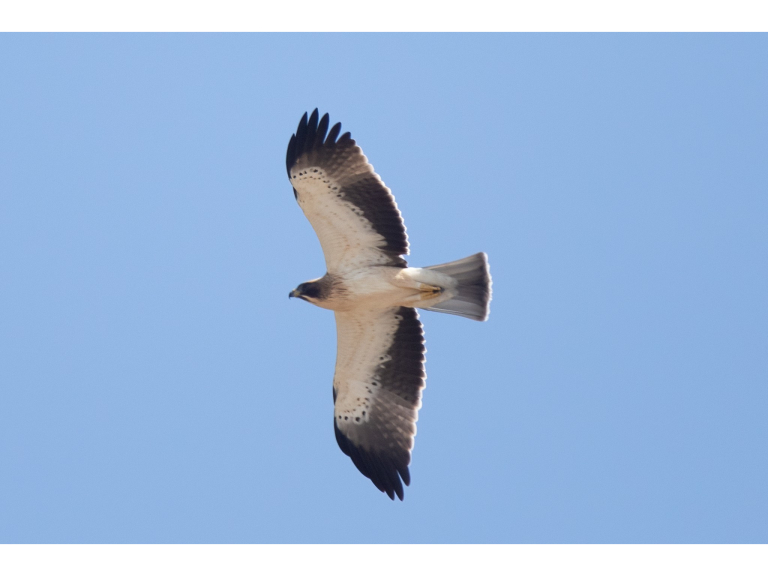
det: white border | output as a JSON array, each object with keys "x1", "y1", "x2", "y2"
[
  {"x1": 1, "y1": 545, "x2": 767, "y2": 575},
  {"x1": 1, "y1": 0, "x2": 767, "y2": 31}
]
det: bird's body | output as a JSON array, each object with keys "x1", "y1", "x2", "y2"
[
  {"x1": 287, "y1": 110, "x2": 491, "y2": 500},
  {"x1": 296, "y1": 267, "x2": 455, "y2": 312}
]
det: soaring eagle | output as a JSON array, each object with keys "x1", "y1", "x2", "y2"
[{"x1": 287, "y1": 110, "x2": 492, "y2": 500}]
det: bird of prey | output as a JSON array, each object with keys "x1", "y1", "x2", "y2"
[{"x1": 287, "y1": 110, "x2": 491, "y2": 500}]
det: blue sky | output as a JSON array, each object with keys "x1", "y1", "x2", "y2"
[{"x1": 1, "y1": 34, "x2": 766, "y2": 543}]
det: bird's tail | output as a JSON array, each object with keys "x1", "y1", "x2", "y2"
[{"x1": 421, "y1": 252, "x2": 492, "y2": 321}]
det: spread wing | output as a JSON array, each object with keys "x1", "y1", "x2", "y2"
[
  {"x1": 332, "y1": 306, "x2": 426, "y2": 500},
  {"x1": 286, "y1": 110, "x2": 409, "y2": 274}
]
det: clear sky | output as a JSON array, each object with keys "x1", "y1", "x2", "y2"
[{"x1": 1, "y1": 33, "x2": 766, "y2": 544}]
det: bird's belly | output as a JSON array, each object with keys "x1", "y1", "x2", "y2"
[{"x1": 323, "y1": 268, "x2": 419, "y2": 311}]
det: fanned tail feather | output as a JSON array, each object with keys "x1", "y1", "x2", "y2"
[{"x1": 423, "y1": 252, "x2": 492, "y2": 321}]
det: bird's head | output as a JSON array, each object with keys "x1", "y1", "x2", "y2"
[{"x1": 289, "y1": 280, "x2": 324, "y2": 303}]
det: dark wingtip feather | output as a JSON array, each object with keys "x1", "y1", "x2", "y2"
[
  {"x1": 286, "y1": 110, "x2": 344, "y2": 180},
  {"x1": 334, "y1": 420, "x2": 408, "y2": 501},
  {"x1": 316, "y1": 113, "x2": 330, "y2": 145},
  {"x1": 286, "y1": 112, "x2": 309, "y2": 177},
  {"x1": 285, "y1": 134, "x2": 297, "y2": 177},
  {"x1": 399, "y1": 466, "x2": 411, "y2": 487},
  {"x1": 297, "y1": 111, "x2": 309, "y2": 137},
  {"x1": 327, "y1": 121, "x2": 342, "y2": 144},
  {"x1": 306, "y1": 109, "x2": 319, "y2": 145}
]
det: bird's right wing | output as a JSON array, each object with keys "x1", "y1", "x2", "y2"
[
  {"x1": 286, "y1": 110, "x2": 410, "y2": 274},
  {"x1": 332, "y1": 306, "x2": 426, "y2": 500}
]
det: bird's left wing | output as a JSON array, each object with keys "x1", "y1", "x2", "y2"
[
  {"x1": 286, "y1": 110, "x2": 409, "y2": 274},
  {"x1": 332, "y1": 306, "x2": 426, "y2": 500}
]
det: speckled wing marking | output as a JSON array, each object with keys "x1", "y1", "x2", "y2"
[
  {"x1": 286, "y1": 109, "x2": 409, "y2": 273},
  {"x1": 332, "y1": 306, "x2": 426, "y2": 500}
]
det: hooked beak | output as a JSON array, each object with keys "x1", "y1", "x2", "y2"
[{"x1": 289, "y1": 289, "x2": 300, "y2": 299}]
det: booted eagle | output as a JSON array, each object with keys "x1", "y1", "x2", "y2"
[{"x1": 287, "y1": 110, "x2": 491, "y2": 500}]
